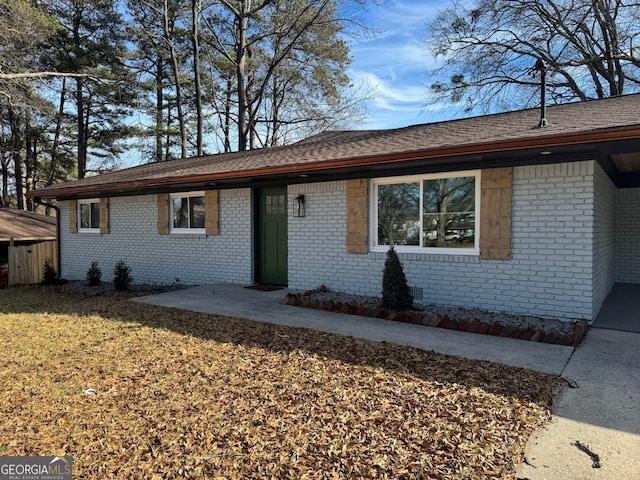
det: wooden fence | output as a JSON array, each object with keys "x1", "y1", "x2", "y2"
[{"x1": 8, "y1": 240, "x2": 58, "y2": 286}]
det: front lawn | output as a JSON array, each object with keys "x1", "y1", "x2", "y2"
[{"x1": 0, "y1": 288, "x2": 557, "y2": 479}]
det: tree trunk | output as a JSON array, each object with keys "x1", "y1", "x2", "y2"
[
  {"x1": 71, "y1": 7, "x2": 88, "y2": 180},
  {"x1": 8, "y1": 106, "x2": 24, "y2": 210},
  {"x1": 593, "y1": 0, "x2": 624, "y2": 96},
  {"x1": 49, "y1": 78, "x2": 66, "y2": 185},
  {"x1": 165, "y1": 101, "x2": 173, "y2": 160},
  {"x1": 224, "y1": 78, "x2": 232, "y2": 153},
  {"x1": 270, "y1": 72, "x2": 280, "y2": 147},
  {"x1": 164, "y1": 0, "x2": 187, "y2": 159},
  {"x1": 155, "y1": 56, "x2": 164, "y2": 162},
  {"x1": 25, "y1": 121, "x2": 34, "y2": 211},
  {"x1": 76, "y1": 78, "x2": 87, "y2": 179},
  {"x1": 247, "y1": 72, "x2": 256, "y2": 150},
  {"x1": 1, "y1": 154, "x2": 9, "y2": 207},
  {"x1": 235, "y1": 2, "x2": 249, "y2": 151},
  {"x1": 191, "y1": 0, "x2": 203, "y2": 156}
]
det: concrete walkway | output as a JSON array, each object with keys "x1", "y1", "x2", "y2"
[
  {"x1": 134, "y1": 284, "x2": 573, "y2": 375},
  {"x1": 515, "y1": 328, "x2": 640, "y2": 480},
  {"x1": 134, "y1": 284, "x2": 640, "y2": 479}
]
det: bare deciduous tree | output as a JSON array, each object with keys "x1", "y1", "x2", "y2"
[
  {"x1": 425, "y1": 0, "x2": 640, "y2": 113},
  {"x1": 204, "y1": 0, "x2": 369, "y2": 151}
]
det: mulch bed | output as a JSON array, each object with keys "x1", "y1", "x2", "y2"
[
  {"x1": 282, "y1": 288, "x2": 588, "y2": 347},
  {"x1": 0, "y1": 287, "x2": 559, "y2": 479}
]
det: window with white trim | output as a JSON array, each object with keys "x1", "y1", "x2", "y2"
[
  {"x1": 170, "y1": 192, "x2": 205, "y2": 233},
  {"x1": 78, "y1": 199, "x2": 100, "y2": 232},
  {"x1": 371, "y1": 171, "x2": 480, "y2": 254}
]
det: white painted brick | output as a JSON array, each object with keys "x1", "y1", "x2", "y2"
[
  {"x1": 57, "y1": 159, "x2": 625, "y2": 323},
  {"x1": 288, "y1": 161, "x2": 598, "y2": 321},
  {"x1": 59, "y1": 190, "x2": 253, "y2": 286},
  {"x1": 589, "y1": 162, "x2": 616, "y2": 318},
  {"x1": 616, "y1": 187, "x2": 640, "y2": 285}
]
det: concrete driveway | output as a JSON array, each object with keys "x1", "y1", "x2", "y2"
[{"x1": 134, "y1": 284, "x2": 640, "y2": 480}]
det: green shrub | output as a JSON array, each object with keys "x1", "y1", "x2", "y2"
[
  {"x1": 381, "y1": 246, "x2": 413, "y2": 311},
  {"x1": 41, "y1": 258, "x2": 58, "y2": 286},
  {"x1": 86, "y1": 261, "x2": 102, "y2": 286},
  {"x1": 113, "y1": 260, "x2": 132, "y2": 291}
]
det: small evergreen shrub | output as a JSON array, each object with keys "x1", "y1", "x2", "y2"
[
  {"x1": 381, "y1": 246, "x2": 413, "y2": 311},
  {"x1": 113, "y1": 260, "x2": 132, "y2": 291},
  {"x1": 41, "y1": 258, "x2": 58, "y2": 286},
  {"x1": 86, "y1": 261, "x2": 102, "y2": 286}
]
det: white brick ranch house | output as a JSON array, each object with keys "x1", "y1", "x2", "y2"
[{"x1": 31, "y1": 95, "x2": 640, "y2": 323}]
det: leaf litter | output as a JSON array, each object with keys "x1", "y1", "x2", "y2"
[{"x1": 0, "y1": 287, "x2": 558, "y2": 479}]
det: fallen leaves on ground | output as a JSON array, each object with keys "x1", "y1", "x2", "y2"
[{"x1": 0, "y1": 287, "x2": 557, "y2": 479}]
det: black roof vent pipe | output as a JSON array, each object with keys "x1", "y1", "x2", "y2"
[{"x1": 534, "y1": 59, "x2": 548, "y2": 128}]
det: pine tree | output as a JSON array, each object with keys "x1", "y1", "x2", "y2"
[
  {"x1": 113, "y1": 260, "x2": 132, "y2": 291},
  {"x1": 381, "y1": 246, "x2": 413, "y2": 311},
  {"x1": 44, "y1": 0, "x2": 135, "y2": 178},
  {"x1": 41, "y1": 258, "x2": 58, "y2": 285},
  {"x1": 86, "y1": 261, "x2": 102, "y2": 286}
]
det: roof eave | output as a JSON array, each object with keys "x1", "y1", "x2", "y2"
[
  {"x1": 0, "y1": 236, "x2": 57, "y2": 242},
  {"x1": 28, "y1": 125, "x2": 640, "y2": 200}
]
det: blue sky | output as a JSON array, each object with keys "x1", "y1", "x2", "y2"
[{"x1": 345, "y1": 0, "x2": 456, "y2": 130}]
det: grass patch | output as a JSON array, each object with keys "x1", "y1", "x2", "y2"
[{"x1": 0, "y1": 287, "x2": 557, "y2": 479}]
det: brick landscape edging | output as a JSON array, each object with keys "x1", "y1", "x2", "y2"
[{"x1": 281, "y1": 292, "x2": 588, "y2": 347}]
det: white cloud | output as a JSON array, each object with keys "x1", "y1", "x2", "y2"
[
  {"x1": 349, "y1": 69, "x2": 451, "y2": 129},
  {"x1": 363, "y1": 0, "x2": 441, "y2": 36},
  {"x1": 343, "y1": 0, "x2": 452, "y2": 129}
]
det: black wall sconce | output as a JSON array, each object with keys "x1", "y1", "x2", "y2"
[{"x1": 294, "y1": 194, "x2": 305, "y2": 217}]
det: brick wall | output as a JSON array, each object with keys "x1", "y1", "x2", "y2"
[
  {"x1": 616, "y1": 187, "x2": 640, "y2": 283},
  {"x1": 59, "y1": 160, "x2": 612, "y2": 321},
  {"x1": 592, "y1": 162, "x2": 617, "y2": 316},
  {"x1": 59, "y1": 189, "x2": 253, "y2": 285},
  {"x1": 288, "y1": 161, "x2": 597, "y2": 321},
  {"x1": 288, "y1": 181, "x2": 383, "y2": 295}
]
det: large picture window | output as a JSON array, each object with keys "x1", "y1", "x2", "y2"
[
  {"x1": 372, "y1": 171, "x2": 480, "y2": 254},
  {"x1": 170, "y1": 192, "x2": 205, "y2": 233},
  {"x1": 78, "y1": 199, "x2": 100, "y2": 232}
]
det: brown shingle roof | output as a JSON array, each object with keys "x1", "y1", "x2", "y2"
[
  {"x1": 31, "y1": 94, "x2": 640, "y2": 199},
  {"x1": 0, "y1": 208, "x2": 57, "y2": 241}
]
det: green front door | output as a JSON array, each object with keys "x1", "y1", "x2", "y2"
[{"x1": 257, "y1": 187, "x2": 288, "y2": 285}]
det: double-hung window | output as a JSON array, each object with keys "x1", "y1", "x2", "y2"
[
  {"x1": 78, "y1": 199, "x2": 101, "y2": 232},
  {"x1": 170, "y1": 192, "x2": 205, "y2": 233},
  {"x1": 371, "y1": 171, "x2": 480, "y2": 254}
]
